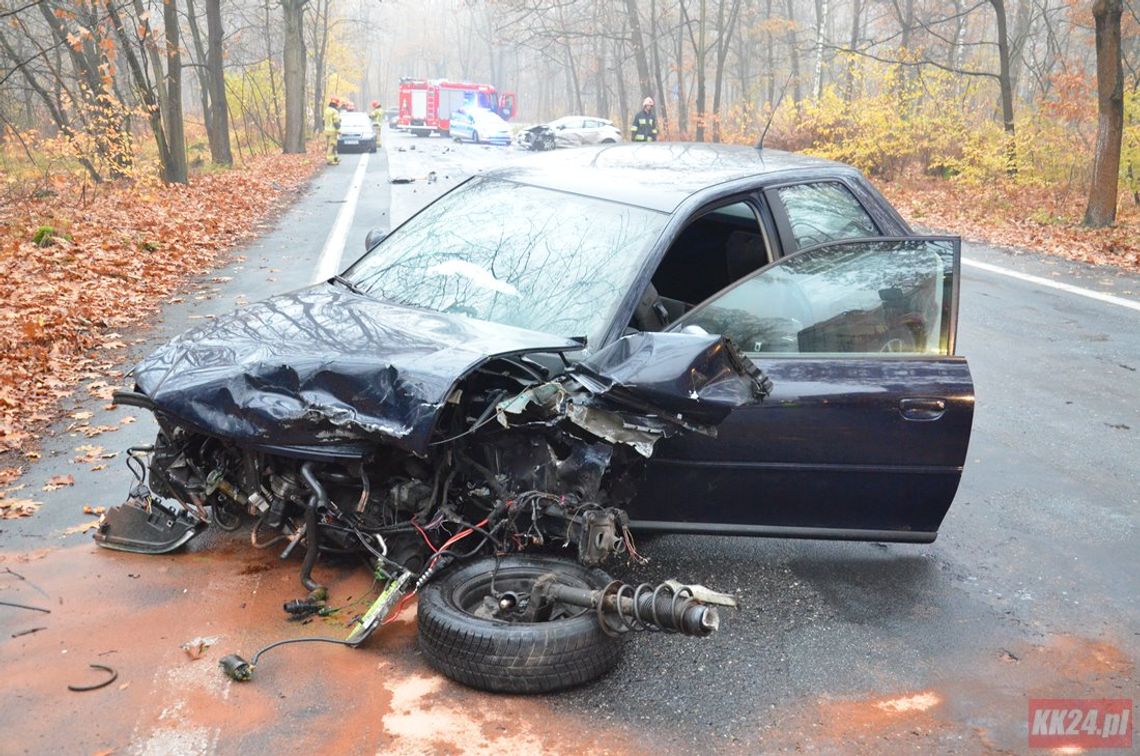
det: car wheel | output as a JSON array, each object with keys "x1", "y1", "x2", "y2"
[
  {"x1": 417, "y1": 554, "x2": 622, "y2": 693},
  {"x1": 601, "y1": 138, "x2": 616, "y2": 144},
  {"x1": 471, "y1": 130, "x2": 480, "y2": 144},
  {"x1": 368, "y1": 140, "x2": 377, "y2": 153}
]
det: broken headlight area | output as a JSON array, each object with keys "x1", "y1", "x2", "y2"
[{"x1": 96, "y1": 332, "x2": 767, "y2": 692}]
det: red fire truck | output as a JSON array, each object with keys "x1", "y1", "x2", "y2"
[{"x1": 397, "y1": 78, "x2": 517, "y2": 137}]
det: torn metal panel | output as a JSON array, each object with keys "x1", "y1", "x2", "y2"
[
  {"x1": 571, "y1": 332, "x2": 772, "y2": 423},
  {"x1": 492, "y1": 333, "x2": 770, "y2": 457},
  {"x1": 131, "y1": 285, "x2": 579, "y2": 456}
]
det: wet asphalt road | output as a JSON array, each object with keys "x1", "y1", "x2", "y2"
[{"x1": 0, "y1": 129, "x2": 1136, "y2": 753}]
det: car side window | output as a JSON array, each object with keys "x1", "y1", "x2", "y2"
[
  {"x1": 675, "y1": 238, "x2": 958, "y2": 356},
  {"x1": 776, "y1": 182, "x2": 878, "y2": 251}
]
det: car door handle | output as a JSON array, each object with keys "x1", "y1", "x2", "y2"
[{"x1": 899, "y1": 398, "x2": 946, "y2": 422}]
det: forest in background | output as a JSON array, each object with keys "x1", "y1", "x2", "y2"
[{"x1": 0, "y1": 0, "x2": 1138, "y2": 475}]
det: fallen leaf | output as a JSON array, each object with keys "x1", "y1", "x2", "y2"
[
  {"x1": 61, "y1": 520, "x2": 99, "y2": 535},
  {"x1": 82, "y1": 505, "x2": 105, "y2": 516},
  {"x1": 42, "y1": 474, "x2": 75, "y2": 492},
  {"x1": 1, "y1": 499, "x2": 40, "y2": 519}
]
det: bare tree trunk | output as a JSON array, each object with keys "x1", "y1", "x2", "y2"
[
  {"x1": 310, "y1": 0, "x2": 331, "y2": 134},
  {"x1": 693, "y1": 0, "x2": 707, "y2": 142},
  {"x1": 846, "y1": 0, "x2": 862, "y2": 94},
  {"x1": 185, "y1": 0, "x2": 213, "y2": 147},
  {"x1": 676, "y1": 17, "x2": 688, "y2": 135},
  {"x1": 162, "y1": 0, "x2": 189, "y2": 183},
  {"x1": 623, "y1": 0, "x2": 654, "y2": 99},
  {"x1": 282, "y1": 0, "x2": 308, "y2": 154},
  {"x1": 813, "y1": 0, "x2": 828, "y2": 99},
  {"x1": 650, "y1": 0, "x2": 670, "y2": 132},
  {"x1": 205, "y1": 0, "x2": 232, "y2": 165},
  {"x1": 990, "y1": 0, "x2": 1017, "y2": 171},
  {"x1": 106, "y1": 3, "x2": 171, "y2": 176},
  {"x1": 766, "y1": 0, "x2": 775, "y2": 106},
  {"x1": 711, "y1": 0, "x2": 743, "y2": 142},
  {"x1": 1084, "y1": 0, "x2": 1124, "y2": 227},
  {"x1": 785, "y1": 0, "x2": 801, "y2": 105}
]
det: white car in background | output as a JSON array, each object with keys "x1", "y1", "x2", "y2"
[
  {"x1": 449, "y1": 107, "x2": 513, "y2": 145},
  {"x1": 337, "y1": 112, "x2": 378, "y2": 153},
  {"x1": 546, "y1": 116, "x2": 622, "y2": 147}
]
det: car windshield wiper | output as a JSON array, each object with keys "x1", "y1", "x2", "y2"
[{"x1": 330, "y1": 274, "x2": 368, "y2": 297}]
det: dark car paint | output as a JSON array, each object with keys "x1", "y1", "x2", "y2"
[
  {"x1": 151, "y1": 143, "x2": 972, "y2": 543},
  {"x1": 133, "y1": 286, "x2": 580, "y2": 457},
  {"x1": 628, "y1": 356, "x2": 974, "y2": 540},
  {"x1": 465, "y1": 145, "x2": 969, "y2": 542}
]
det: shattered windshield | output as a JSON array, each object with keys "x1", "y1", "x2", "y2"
[{"x1": 344, "y1": 178, "x2": 668, "y2": 341}]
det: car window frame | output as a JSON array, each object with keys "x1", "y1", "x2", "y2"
[
  {"x1": 763, "y1": 178, "x2": 883, "y2": 257},
  {"x1": 602, "y1": 188, "x2": 780, "y2": 348},
  {"x1": 655, "y1": 192, "x2": 777, "y2": 284},
  {"x1": 667, "y1": 234, "x2": 962, "y2": 358}
]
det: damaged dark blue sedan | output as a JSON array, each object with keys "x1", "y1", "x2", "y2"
[{"x1": 97, "y1": 143, "x2": 974, "y2": 693}]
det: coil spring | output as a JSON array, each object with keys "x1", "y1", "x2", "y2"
[{"x1": 595, "y1": 580, "x2": 698, "y2": 636}]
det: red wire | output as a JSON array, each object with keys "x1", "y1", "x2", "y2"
[
  {"x1": 411, "y1": 518, "x2": 439, "y2": 554},
  {"x1": 384, "y1": 517, "x2": 492, "y2": 627},
  {"x1": 383, "y1": 591, "x2": 416, "y2": 625}
]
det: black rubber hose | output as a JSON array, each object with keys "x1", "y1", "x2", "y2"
[{"x1": 299, "y1": 463, "x2": 327, "y2": 594}]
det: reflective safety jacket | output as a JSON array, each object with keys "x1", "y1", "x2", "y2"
[
  {"x1": 369, "y1": 108, "x2": 383, "y2": 125},
  {"x1": 323, "y1": 105, "x2": 341, "y2": 135},
  {"x1": 630, "y1": 110, "x2": 658, "y2": 141}
]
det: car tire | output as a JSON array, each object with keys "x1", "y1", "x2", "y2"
[
  {"x1": 601, "y1": 138, "x2": 616, "y2": 144},
  {"x1": 417, "y1": 554, "x2": 622, "y2": 693},
  {"x1": 368, "y1": 140, "x2": 377, "y2": 153}
]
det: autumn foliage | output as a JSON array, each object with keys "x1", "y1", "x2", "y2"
[
  {"x1": 713, "y1": 59, "x2": 1140, "y2": 273},
  {"x1": 0, "y1": 146, "x2": 322, "y2": 467}
]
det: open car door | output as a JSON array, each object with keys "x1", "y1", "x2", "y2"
[{"x1": 627, "y1": 237, "x2": 974, "y2": 543}]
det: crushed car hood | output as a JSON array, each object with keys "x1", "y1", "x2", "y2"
[{"x1": 132, "y1": 285, "x2": 579, "y2": 455}]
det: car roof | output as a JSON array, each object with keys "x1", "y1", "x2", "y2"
[
  {"x1": 485, "y1": 143, "x2": 862, "y2": 213},
  {"x1": 552, "y1": 115, "x2": 611, "y2": 122},
  {"x1": 341, "y1": 112, "x2": 371, "y2": 123}
]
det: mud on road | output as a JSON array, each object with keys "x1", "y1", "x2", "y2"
[{"x1": 0, "y1": 537, "x2": 659, "y2": 755}]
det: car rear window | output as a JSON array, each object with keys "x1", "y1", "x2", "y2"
[{"x1": 776, "y1": 182, "x2": 878, "y2": 250}]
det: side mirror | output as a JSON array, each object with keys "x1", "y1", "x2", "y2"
[{"x1": 364, "y1": 228, "x2": 388, "y2": 252}]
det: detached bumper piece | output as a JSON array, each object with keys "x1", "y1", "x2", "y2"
[{"x1": 94, "y1": 496, "x2": 206, "y2": 554}]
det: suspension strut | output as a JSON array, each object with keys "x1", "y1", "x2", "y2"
[{"x1": 531, "y1": 575, "x2": 729, "y2": 637}]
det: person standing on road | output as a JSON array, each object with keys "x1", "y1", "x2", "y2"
[
  {"x1": 324, "y1": 98, "x2": 342, "y2": 165},
  {"x1": 630, "y1": 97, "x2": 658, "y2": 142},
  {"x1": 369, "y1": 100, "x2": 383, "y2": 128}
]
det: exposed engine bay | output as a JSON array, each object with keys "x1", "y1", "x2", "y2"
[{"x1": 96, "y1": 314, "x2": 770, "y2": 692}]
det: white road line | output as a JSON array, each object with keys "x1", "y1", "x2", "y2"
[
  {"x1": 962, "y1": 257, "x2": 1140, "y2": 313},
  {"x1": 312, "y1": 153, "x2": 370, "y2": 283}
]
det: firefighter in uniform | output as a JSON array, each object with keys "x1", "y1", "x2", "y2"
[
  {"x1": 369, "y1": 100, "x2": 383, "y2": 128},
  {"x1": 324, "y1": 97, "x2": 341, "y2": 165},
  {"x1": 630, "y1": 96, "x2": 658, "y2": 142}
]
